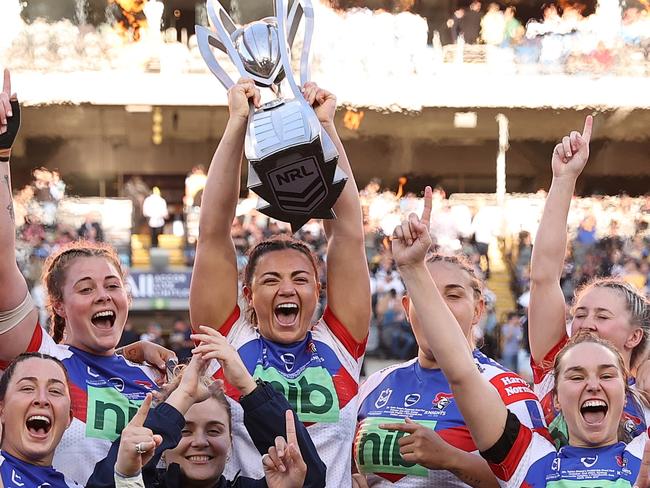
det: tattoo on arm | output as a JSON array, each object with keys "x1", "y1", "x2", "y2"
[
  {"x1": 4, "y1": 175, "x2": 14, "y2": 222},
  {"x1": 117, "y1": 344, "x2": 142, "y2": 362}
]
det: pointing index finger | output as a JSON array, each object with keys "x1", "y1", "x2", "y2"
[
  {"x1": 129, "y1": 393, "x2": 153, "y2": 427},
  {"x1": 2, "y1": 69, "x2": 10, "y2": 96},
  {"x1": 379, "y1": 422, "x2": 419, "y2": 433},
  {"x1": 285, "y1": 409, "x2": 299, "y2": 448},
  {"x1": 581, "y1": 115, "x2": 593, "y2": 144},
  {"x1": 421, "y1": 186, "x2": 433, "y2": 228}
]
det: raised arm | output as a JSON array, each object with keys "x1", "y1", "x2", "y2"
[
  {"x1": 529, "y1": 116, "x2": 592, "y2": 363},
  {"x1": 0, "y1": 69, "x2": 39, "y2": 363},
  {"x1": 189, "y1": 79, "x2": 261, "y2": 331},
  {"x1": 393, "y1": 187, "x2": 507, "y2": 452},
  {"x1": 302, "y1": 83, "x2": 371, "y2": 342}
]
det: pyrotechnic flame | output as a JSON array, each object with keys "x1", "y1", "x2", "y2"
[
  {"x1": 110, "y1": 0, "x2": 148, "y2": 41},
  {"x1": 343, "y1": 109, "x2": 364, "y2": 131}
]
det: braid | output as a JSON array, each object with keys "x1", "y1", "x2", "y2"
[
  {"x1": 426, "y1": 253, "x2": 484, "y2": 300},
  {"x1": 52, "y1": 315, "x2": 66, "y2": 344}
]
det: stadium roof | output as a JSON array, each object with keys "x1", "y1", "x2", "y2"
[{"x1": 9, "y1": 68, "x2": 650, "y2": 110}]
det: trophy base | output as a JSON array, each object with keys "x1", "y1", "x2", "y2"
[{"x1": 247, "y1": 137, "x2": 347, "y2": 232}]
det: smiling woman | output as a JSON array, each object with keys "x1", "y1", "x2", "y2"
[
  {"x1": 388, "y1": 187, "x2": 650, "y2": 487},
  {"x1": 0, "y1": 353, "x2": 80, "y2": 488},
  {"x1": 189, "y1": 79, "x2": 371, "y2": 487},
  {"x1": 0, "y1": 71, "x2": 170, "y2": 487}
]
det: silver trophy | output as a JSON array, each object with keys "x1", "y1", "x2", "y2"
[{"x1": 196, "y1": 0, "x2": 347, "y2": 231}]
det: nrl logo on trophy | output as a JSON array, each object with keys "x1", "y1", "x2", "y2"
[{"x1": 196, "y1": 0, "x2": 347, "y2": 231}]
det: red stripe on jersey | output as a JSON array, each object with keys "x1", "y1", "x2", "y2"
[
  {"x1": 69, "y1": 381, "x2": 88, "y2": 423},
  {"x1": 377, "y1": 473, "x2": 405, "y2": 483},
  {"x1": 323, "y1": 307, "x2": 367, "y2": 360},
  {"x1": 489, "y1": 373, "x2": 538, "y2": 405},
  {"x1": 197, "y1": 306, "x2": 241, "y2": 338},
  {"x1": 213, "y1": 368, "x2": 242, "y2": 402},
  {"x1": 487, "y1": 422, "x2": 532, "y2": 482},
  {"x1": 531, "y1": 336, "x2": 568, "y2": 385},
  {"x1": 0, "y1": 323, "x2": 44, "y2": 370},
  {"x1": 438, "y1": 426, "x2": 477, "y2": 452},
  {"x1": 333, "y1": 365, "x2": 359, "y2": 410},
  {"x1": 539, "y1": 392, "x2": 556, "y2": 426}
]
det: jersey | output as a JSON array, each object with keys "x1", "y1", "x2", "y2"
[
  {"x1": 532, "y1": 336, "x2": 650, "y2": 445},
  {"x1": 356, "y1": 352, "x2": 548, "y2": 487},
  {"x1": 483, "y1": 410, "x2": 646, "y2": 488},
  {"x1": 0, "y1": 451, "x2": 81, "y2": 488},
  {"x1": 208, "y1": 306, "x2": 366, "y2": 488},
  {"x1": 0, "y1": 324, "x2": 161, "y2": 485}
]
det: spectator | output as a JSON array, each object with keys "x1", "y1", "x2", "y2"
[
  {"x1": 376, "y1": 288, "x2": 413, "y2": 359},
  {"x1": 117, "y1": 321, "x2": 140, "y2": 348},
  {"x1": 184, "y1": 164, "x2": 207, "y2": 208},
  {"x1": 140, "y1": 322, "x2": 165, "y2": 346},
  {"x1": 463, "y1": 0, "x2": 483, "y2": 43},
  {"x1": 621, "y1": 259, "x2": 647, "y2": 291},
  {"x1": 503, "y1": 6, "x2": 524, "y2": 46},
  {"x1": 142, "y1": 186, "x2": 168, "y2": 248},
  {"x1": 167, "y1": 318, "x2": 193, "y2": 362},
  {"x1": 481, "y1": 3, "x2": 505, "y2": 45},
  {"x1": 500, "y1": 312, "x2": 523, "y2": 372},
  {"x1": 77, "y1": 213, "x2": 104, "y2": 242}
]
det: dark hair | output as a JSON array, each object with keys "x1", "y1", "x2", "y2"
[
  {"x1": 572, "y1": 277, "x2": 650, "y2": 369},
  {"x1": 242, "y1": 235, "x2": 319, "y2": 325},
  {"x1": 174, "y1": 364, "x2": 233, "y2": 438},
  {"x1": 42, "y1": 240, "x2": 126, "y2": 344},
  {"x1": 0, "y1": 353, "x2": 70, "y2": 402}
]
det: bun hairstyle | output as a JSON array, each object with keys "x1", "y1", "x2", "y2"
[
  {"x1": 42, "y1": 241, "x2": 125, "y2": 343},
  {"x1": 573, "y1": 278, "x2": 650, "y2": 369},
  {"x1": 242, "y1": 235, "x2": 319, "y2": 325}
]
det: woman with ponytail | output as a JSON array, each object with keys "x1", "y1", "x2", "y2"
[{"x1": 0, "y1": 69, "x2": 173, "y2": 486}]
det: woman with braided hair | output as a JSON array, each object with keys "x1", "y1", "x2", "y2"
[
  {"x1": 355, "y1": 203, "x2": 547, "y2": 487},
  {"x1": 0, "y1": 69, "x2": 174, "y2": 485},
  {"x1": 527, "y1": 115, "x2": 650, "y2": 446}
]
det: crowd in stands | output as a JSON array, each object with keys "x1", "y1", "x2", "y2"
[
  {"x1": 1, "y1": 0, "x2": 649, "y2": 80},
  {"x1": 14, "y1": 161, "x2": 649, "y2": 375}
]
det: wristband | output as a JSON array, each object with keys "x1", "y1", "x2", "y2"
[
  {"x1": 0, "y1": 100, "x2": 21, "y2": 150},
  {"x1": 114, "y1": 469, "x2": 144, "y2": 488}
]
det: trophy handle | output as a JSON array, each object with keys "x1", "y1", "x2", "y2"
[
  {"x1": 283, "y1": 0, "x2": 314, "y2": 87},
  {"x1": 275, "y1": 0, "x2": 313, "y2": 96},
  {"x1": 297, "y1": 0, "x2": 314, "y2": 86},
  {"x1": 195, "y1": 26, "x2": 235, "y2": 89},
  {"x1": 205, "y1": 0, "x2": 253, "y2": 82}
]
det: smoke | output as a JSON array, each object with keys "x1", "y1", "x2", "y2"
[{"x1": 0, "y1": 0, "x2": 24, "y2": 57}]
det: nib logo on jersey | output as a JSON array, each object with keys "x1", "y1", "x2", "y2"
[
  {"x1": 254, "y1": 364, "x2": 340, "y2": 423},
  {"x1": 86, "y1": 386, "x2": 142, "y2": 441},
  {"x1": 355, "y1": 416, "x2": 438, "y2": 478}
]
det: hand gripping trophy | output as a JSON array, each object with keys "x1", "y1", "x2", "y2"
[{"x1": 196, "y1": 0, "x2": 347, "y2": 231}]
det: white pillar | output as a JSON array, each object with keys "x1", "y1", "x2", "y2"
[{"x1": 495, "y1": 113, "x2": 509, "y2": 208}]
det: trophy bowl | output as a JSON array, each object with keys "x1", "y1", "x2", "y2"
[{"x1": 233, "y1": 19, "x2": 285, "y2": 86}]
